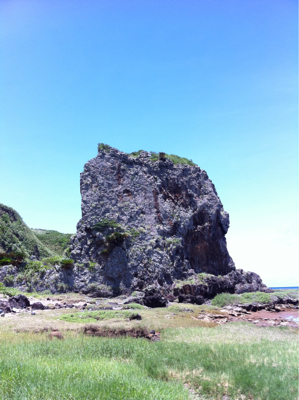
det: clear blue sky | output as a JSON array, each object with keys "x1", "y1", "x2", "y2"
[{"x1": 1, "y1": 0, "x2": 297, "y2": 286}]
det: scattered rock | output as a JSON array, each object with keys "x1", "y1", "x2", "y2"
[
  {"x1": 31, "y1": 302, "x2": 45, "y2": 310},
  {"x1": 129, "y1": 313, "x2": 142, "y2": 320}
]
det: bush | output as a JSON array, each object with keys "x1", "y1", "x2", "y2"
[
  {"x1": 88, "y1": 262, "x2": 96, "y2": 271},
  {"x1": 92, "y1": 219, "x2": 121, "y2": 232},
  {"x1": 211, "y1": 293, "x2": 239, "y2": 307},
  {"x1": 60, "y1": 258, "x2": 74, "y2": 268},
  {"x1": 106, "y1": 231, "x2": 129, "y2": 245},
  {"x1": 3, "y1": 274, "x2": 14, "y2": 286},
  {"x1": 0, "y1": 282, "x2": 17, "y2": 297},
  {"x1": 98, "y1": 143, "x2": 111, "y2": 152},
  {"x1": 0, "y1": 251, "x2": 26, "y2": 266},
  {"x1": 0, "y1": 257, "x2": 13, "y2": 266},
  {"x1": 26, "y1": 260, "x2": 44, "y2": 271},
  {"x1": 42, "y1": 256, "x2": 62, "y2": 267},
  {"x1": 129, "y1": 228, "x2": 140, "y2": 238},
  {"x1": 239, "y1": 292, "x2": 271, "y2": 304}
]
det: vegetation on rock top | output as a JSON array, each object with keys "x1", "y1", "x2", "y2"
[
  {"x1": 128, "y1": 150, "x2": 197, "y2": 166},
  {"x1": 97, "y1": 143, "x2": 196, "y2": 166}
]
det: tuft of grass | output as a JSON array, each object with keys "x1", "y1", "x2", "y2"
[
  {"x1": 92, "y1": 218, "x2": 122, "y2": 232},
  {"x1": 122, "y1": 303, "x2": 144, "y2": 310},
  {"x1": 98, "y1": 143, "x2": 111, "y2": 152}
]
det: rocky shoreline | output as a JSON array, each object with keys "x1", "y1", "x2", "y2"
[{"x1": 1, "y1": 292, "x2": 298, "y2": 330}]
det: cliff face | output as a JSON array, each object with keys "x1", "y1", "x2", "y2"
[{"x1": 69, "y1": 146, "x2": 235, "y2": 293}]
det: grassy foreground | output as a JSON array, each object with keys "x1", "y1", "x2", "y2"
[{"x1": 0, "y1": 322, "x2": 298, "y2": 400}]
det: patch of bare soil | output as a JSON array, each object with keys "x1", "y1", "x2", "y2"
[{"x1": 83, "y1": 325, "x2": 161, "y2": 341}]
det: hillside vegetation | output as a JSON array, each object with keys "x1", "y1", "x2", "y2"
[
  {"x1": 31, "y1": 229, "x2": 72, "y2": 256},
  {"x1": 0, "y1": 204, "x2": 73, "y2": 262},
  {"x1": 0, "y1": 204, "x2": 54, "y2": 259}
]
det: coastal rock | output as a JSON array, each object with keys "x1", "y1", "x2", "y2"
[
  {"x1": 8, "y1": 294, "x2": 30, "y2": 309},
  {"x1": 69, "y1": 145, "x2": 235, "y2": 293},
  {"x1": 143, "y1": 288, "x2": 168, "y2": 308},
  {"x1": 31, "y1": 302, "x2": 45, "y2": 310},
  {"x1": 172, "y1": 269, "x2": 271, "y2": 304}
]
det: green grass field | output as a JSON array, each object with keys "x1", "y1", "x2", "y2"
[{"x1": 0, "y1": 322, "x2": 297, "y2": 400}]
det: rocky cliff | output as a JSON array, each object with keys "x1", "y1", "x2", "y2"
[{"x1": 69, "y1": 145, "x2": 235, "y2": 294}]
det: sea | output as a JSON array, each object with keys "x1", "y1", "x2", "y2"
[{"x1": 269, "y1": 287, "x2": 299, "y2": 290}]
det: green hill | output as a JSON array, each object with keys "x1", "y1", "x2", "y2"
[
  {"x1": 0, "y1": 204, "x2": 72, "y2": 260},
  {"x1": 31, "y1": 229, "x2": 73, "y2": 256}
]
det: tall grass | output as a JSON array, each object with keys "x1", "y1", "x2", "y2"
[
  {"x1": 0, "y1": 324, "x2": 297, "y2": 400},
  {"x1": 0, "y1": 335, "x2": 188, "y2": 400}
]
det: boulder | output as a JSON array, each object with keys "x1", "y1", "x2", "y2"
[
  {"x1": 129, "y1": 313, "x2": 142, "y2": 320},
  {"x1": 31, "y1": 302, "x2": 45, "y2": 310},
  {"x1": 143, "y1": 288, "x2": 167, "y2": 308},
  {"x1": 0, "y1": 300, "x2": 11, "y2": 313},
  {"x1": 8, "y1": 294, "x2": 30, "y2": 309}
]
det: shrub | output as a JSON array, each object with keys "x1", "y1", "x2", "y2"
[
  {"x1": 60, "y1": 258, "x2": 74, "y2": 268},
  {"x1": 211, "y1": 293, "x2": 239, "y2": 307},
  {"x1": 0, "y1": 282, "x2": 17, "y2": 297},
  {"x1": 88, "y1": 262, "x2": 96, "y2": 271},
  {"x1": 98, "y1": 143, "x2": 111, "y2": 152},
  {"x1": 129, "y1": 150, "x2": 144, "y2": 157},
  {"x1": 57, "y1": 283, "x2": 69, "y2": 293},
  {"x1": 26, "y1": 260, "x2": 44, "y2": 271},
  {"x1": 0, "y1": 251, "x2": 26, "y2": 266},
  {"x1": 129, "y1": 228, "x2": 140, "y2": 238},
  {"x1": 42, "y1": 256, "x2": 62, "y2": 267},
  {"x1": 106, "y1": 231, "x2": 129, "y2": 245},
  {"x1": 92, "y1": 219, "x2": 121, "y2": 232},
  {"x1": 239, "y1": 292, "x2": 271, "y2": 304},
  {"x1": 0, "y1": 257, "x2": 13, "y2": 266},
  {"x1": 165, "y1": 237, "x2": 181, "y2": 246},
  {"x1": 3, "y1": 274, "x2": 14, "y2": 286}
]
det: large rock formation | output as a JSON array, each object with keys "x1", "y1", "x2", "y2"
[{"x1": 69, "y1": 145, "x2": 235, "y2": 293}]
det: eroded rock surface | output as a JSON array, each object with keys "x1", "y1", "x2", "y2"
[{"x1": 69, "y1": 146, "x2": 235, "y2": 293}]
